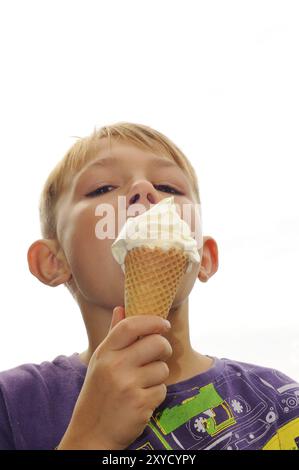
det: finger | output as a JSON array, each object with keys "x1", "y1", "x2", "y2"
[
  {"x1": 109, "y1": 306, "x2": 125, "y2": 332},
  {"x1": 126, "y1": 334, "x2": 173, "y2": 366},
  {"x1": 143, "y1": 383, "x2": 168, "y2": 411},
  {"x1": 137, "y1": 361, "x2": 170, "y2": 389},
  {"x1": 106, "y1": 315, "x2": 171, "y2": 351}
]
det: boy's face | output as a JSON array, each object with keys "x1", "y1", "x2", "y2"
[{"x1": 55, "y1": 138, "x2": 202, "y2": 310}]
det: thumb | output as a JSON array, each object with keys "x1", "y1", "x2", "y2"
[{"x1": 110, "y1": 306, "x2": 125, "y2": 332}]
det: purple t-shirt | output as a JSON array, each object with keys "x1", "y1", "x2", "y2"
[{"x1": 0, "y1": 353, "x2": 298, "y2": 450}]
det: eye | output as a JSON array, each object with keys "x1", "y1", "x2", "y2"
[
  {"x1": 85, "y1": 185, "x2": 115, "y2": 197},
  {"x1": 154, "y1": 184, "x2": 183, "y2": 195}
]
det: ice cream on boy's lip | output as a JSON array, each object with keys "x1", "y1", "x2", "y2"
[
  {"x1": 111, "y1": 196, "x2": 201, "y2": 274},
  {"x1": 111, "y1": 197, "x2": 201, "y2": 319}
]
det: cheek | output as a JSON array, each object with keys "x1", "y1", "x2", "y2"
[
  {"x1": 177, "y1": 198, "x2": 203, "y2": 250},
  {"x1": 62, "y1": 204, "x2": 124, "y2": 301},
  {"x1": 173, "y1": 260, "x2": 200, "y2": 307}
]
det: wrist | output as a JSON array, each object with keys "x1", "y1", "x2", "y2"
[{"x1": 57, "y1": 427, "x2": 121, "y2": 450}]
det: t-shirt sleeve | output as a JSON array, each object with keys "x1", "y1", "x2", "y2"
[{"x1": 0, "y1": 387, "x2": 15, "y2": 450}]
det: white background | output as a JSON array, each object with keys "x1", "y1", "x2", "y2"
[{"x1": 0, "y1": 0, "x2": 298, "y2": 380}]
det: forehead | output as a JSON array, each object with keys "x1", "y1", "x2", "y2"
[
  {"x1": 86, "y1": 143, "x2": 178, "y2": 170},
  {"x1": 77, "y1": 138, "x2": 178, "y2": 177}
]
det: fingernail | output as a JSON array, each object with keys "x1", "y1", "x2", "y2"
[{"x1": 163, "y1": 319, "x2": 171, "y2": 329}]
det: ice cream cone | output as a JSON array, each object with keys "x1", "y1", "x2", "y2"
[{"x1": 124, "y1": 246, "x2": 189, "y2": 319}]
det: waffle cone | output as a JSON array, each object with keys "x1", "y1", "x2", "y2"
[{"x1": 124, "y1": 246, "x2": 189, "y2": 319}]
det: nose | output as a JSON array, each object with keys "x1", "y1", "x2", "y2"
[{"x1": 127, "y1": 180, "x2": 158, "y2": 211}]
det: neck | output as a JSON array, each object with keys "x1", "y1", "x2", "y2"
[{"x1": 77, "y1": 298, "x2": 213, "y2": 385}]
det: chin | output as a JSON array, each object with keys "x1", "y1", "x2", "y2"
[
  {"x1": 174, "y1": 268, "x2": 198, "y2": 302},
  {"x1": 168, "y1": 283, "x2": 195, "y2": 317}
]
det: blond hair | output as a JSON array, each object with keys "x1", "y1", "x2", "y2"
[{"x1": 39, "y1": 122, "x2": 200, "y2": 240}]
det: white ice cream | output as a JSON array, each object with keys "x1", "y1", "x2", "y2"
[{"x1": 111, "y1": 196, "x2": 201, "y2": 273}]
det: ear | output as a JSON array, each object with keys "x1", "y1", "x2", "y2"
[
  {"x1": 198, "y1": 236, "x2": 219, "y2": 283},
  {"x1": 27, "y1": 239, "x2": 72, "y2": 287}
]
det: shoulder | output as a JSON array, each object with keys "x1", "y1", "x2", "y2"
[
  {"x1": 0, "y1": 353, "x2": 84, "y2": 396},
  {"x1": 0, "y1": 354, "x2": 85, "y2": 449},
  {"x1": 221, "y1": 357, "x2": 299, "y2": 402},
  {"x1": 221, "y1": 357, "x2": 299, "y2": 391}
]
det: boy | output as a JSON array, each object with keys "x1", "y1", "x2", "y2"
[{"x1": 0, "y1": 122, "x2": 298, "y2": 450}]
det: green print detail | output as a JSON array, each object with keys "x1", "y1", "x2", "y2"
[
  {"x1": 147, "y1": 421, "x2": 173, "y2": 449},
  {"x1": 154, "y1": 383, "x2": 236, "y2": 435},
  {"x1": 205, "y1": 402, "x2": 236, "y2": 436}
]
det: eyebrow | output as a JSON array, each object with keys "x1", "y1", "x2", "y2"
[{"x1": 84, "y1": 155, "x2": 180, "y2": 171}]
